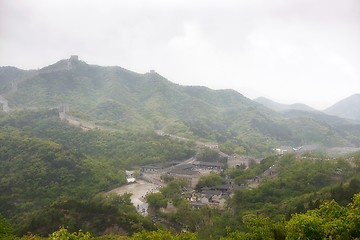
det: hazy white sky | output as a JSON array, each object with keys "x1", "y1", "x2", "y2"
[{"x1": 1, "y1": 0, "x2": 359, "y2": 110}]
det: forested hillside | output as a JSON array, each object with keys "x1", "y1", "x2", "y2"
[
  {"x1": 1, "y1": 57, "x2": 360, "y2": 154},
  {"x1": 2, "y1": 152, "x2": 360, "y2": 239},
  {"x1": 0, "y1": 110, "x2": 194, "y2": 235},
  {"x1": 1, "y1": 57, "x2": 360, "y2": 239},
  {"x1": 144, "y1": 153, "x2": 360, "y2": 239},
  {"x1": 0, "y1": 110, "x2": 360, "y2": 238}
]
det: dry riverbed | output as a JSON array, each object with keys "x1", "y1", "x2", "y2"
[{"x1": 108, "y1": 179, "x2": 160, "y2": 215}]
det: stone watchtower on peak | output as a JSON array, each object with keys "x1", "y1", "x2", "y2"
[{"x1": 70, "y1": 55, "x2": 79, "y2": 61}]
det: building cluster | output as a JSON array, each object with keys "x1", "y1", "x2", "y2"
[
  {"x1": 141, "y1": 160, "x2": 226, "y2": 188},
  {"x1": 184, "y1": 184, "x2": 240, "y2": 209},
  {"x1": 140, "y1": 157, "x2": 246, "y2": 208},
  {"x1": 138, "y1": 140, "x2": 262, "y2": 209}
]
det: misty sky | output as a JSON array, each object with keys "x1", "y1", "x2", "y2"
[{"x1": 1, "y1": 0, "x2": 359, "y2": 110}]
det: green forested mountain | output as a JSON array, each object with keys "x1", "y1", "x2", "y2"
[
  {"x1": 2, "y1": 58, "x2": 360, "y2": 239},
  {"x1": 1, "y1": 57, "x2": 360, "y2": 153},
  {"x1": 0, "y1": 110, "x2": 194, "y2": 235}
]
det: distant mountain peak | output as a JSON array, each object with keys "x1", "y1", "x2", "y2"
[
  {"x1": 39, "y1": 55, "x2": 85, "y2": 73},
  {"x1": 254, "y1": 97, "x2": 316, "y2": 112},
  {"x1": 324, "y1": 94, "x2": 360, "y2": 120}
]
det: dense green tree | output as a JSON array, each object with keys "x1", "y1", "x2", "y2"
[
  {"x1": 219, "y1": 142, "x2": 246, "y2": 155},
  {"x1": 146, "y1": 193, "x2": 168, "y2": 212},
  {"x1": 0, "y1": 214, "x2": 13, "y2": 237},
  {"x1": 48, "y1": 227, "x2": 91, "y2": 240},
  {"x1": 160, "y1": 179, "x2": 187, "y2": 205},
  {"x1": 286, "y1": 193, "x2": 360, "y2": 239},
  {"x1": 130, "y1": 229, "x2": 197, "y2": 240},
  {"x1": 196, "y1": 149, "x2": 221, "y2": 162},
  {"x1": 195, "y1": 172, "x2": 224, "y2": 191},
  {"x1": 354, "y1": 153, "x2": 360, "y2": 172},
  {"x1": 31, "y1": 193, "x2": 154, "y2": 236}
]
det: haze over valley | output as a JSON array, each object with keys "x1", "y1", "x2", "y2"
[
  {"x1": 1, "y1": 57, "x2": 360, "y2": 239},
  {"x1": 1, "y1": 0, "x2": 360, "y2": 239}
]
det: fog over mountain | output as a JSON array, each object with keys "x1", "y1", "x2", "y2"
[
  {"x1": 254, "y1": 97, "x2": 317, "y2": 113},
  {"x1": 325, "y1": 94, "x2": 360, "y2": 121},
  {"x1": 1, "y1": 0, "x2": 359, "y2": 110},
  {"x1": 1, "y1": 1, "x2": 360, "y2": 238},
  {"x1": 1, "y1": 56, "x2": 360, "y2": 239},
  {"x1": 1, "y1": 56, "x2": 360, "y2": 151}
]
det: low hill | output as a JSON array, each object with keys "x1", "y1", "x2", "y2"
[{"x1": 324, "y1": 94, "x2": 360, "y2": 121}]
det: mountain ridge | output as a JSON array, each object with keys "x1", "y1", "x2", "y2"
[
  {"x1": 1, "y1": 56, "x2": 360, "y2": 153},
  {"x1": 254, "y1": 96, "x2": 317, "y2": 112},
  {"x1": 325, "y1": 94, "x2": 360, "y2": 121}
]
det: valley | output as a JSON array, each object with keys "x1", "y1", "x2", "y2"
[{"x1": 1, "y1": 58, "x2": 360, "y2": 239}]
